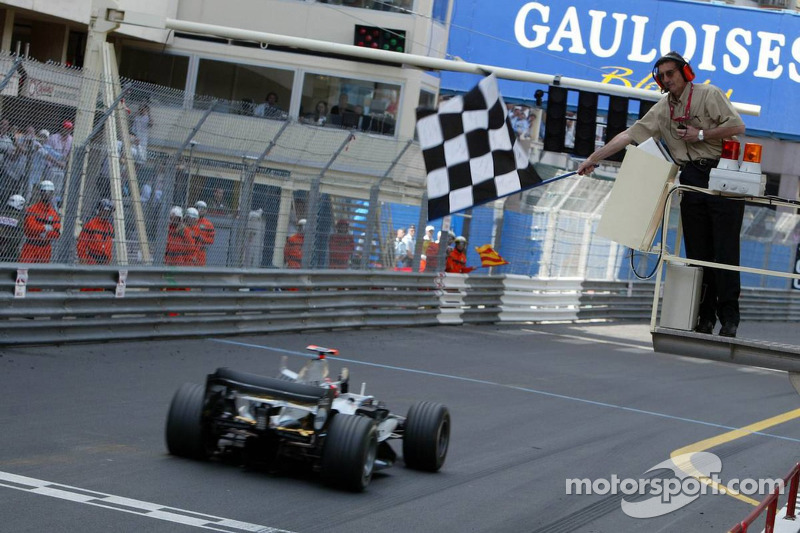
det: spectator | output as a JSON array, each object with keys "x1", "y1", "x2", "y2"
[
  {"x1": 330, "y1": 93, "x2": 352, "y2": 116},
  {"x1": 0, "y1": 194, "x2": 25, "y2": 261},
  {"x1": 19, "y1": 180, "x2": 60, "y2": 263},
  {"x1": 45, "y1": 120, "x2": 73, "y2": 186},
  {"x1": 254, "y1": 92, "x2": 286, "y2": 119},
  {"x1": 208, "y1": 188, "x2": 229, "y2": 214},
  {"x1": 402, "y1": 224, "x2": 416, "y2": 264},
  {"x1": 4, "y1": 125, "x2": 37, "y2": 198},
  {"x1": 131, "y1": 103, "x2": 152, "y2": 156},
  {"x1": 77, "y1": 198, "x2": 115, "y2": 265},
  {"x1": 393, "y1": 228, "x2": 409, "y2": 268},
  {"x1": 510, "y1": 106, "x2": 529, "y2": 138},
  {"x1": 328, "y1": 219, "x2": 355, "y2": 269},
  {"x1": 164, "y1": 206, "x2": 195, "y2": 266},
  {"x1": 303, "y1": 101, "x2": 329, "y2": 126},
  {"x1": 284, "y1": 218, "x2": 305, "y2": 269},
  {"x1": 26, "y1": 130, "x2": 62, "y2": 200},
  {"x1": 446, "y1": 236, "x2": 475, "y2": 273},
  {"x1": 194, "y1": 200, "x2": 215, "y2": 266}
]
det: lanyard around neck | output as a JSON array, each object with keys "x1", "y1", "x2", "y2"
[{"x1": 669, "y1": 83, "x2": 694, "y2": 123}]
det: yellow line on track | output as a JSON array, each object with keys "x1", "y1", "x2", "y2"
[{"x1": 670, "y1": 407, "x2": 800, "y2": 506}]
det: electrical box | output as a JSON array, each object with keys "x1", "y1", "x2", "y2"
[
  {"x1": 660, "y1": 263, "x2": 703, "y2": 331},
  {"x1": 596, "y1": 145, "x2": 679, "y2": 251},
  {"x1": 708, "y1": 167, "x2": 766, "y2": 196}
]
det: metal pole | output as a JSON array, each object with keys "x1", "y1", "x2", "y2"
[
  {"x1": 362, "y1": 138, "x2": 413, "y2": 270},
  {"x1": 301, "y1": 132, "x2": 354, "y2": 269},
  {"x1": 151, "y1": 101, "x2": 218, "y2": 265}
]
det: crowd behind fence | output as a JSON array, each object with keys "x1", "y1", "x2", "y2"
[{"x1": 0, "y1": 53, "x2": 797, "y2": 289}]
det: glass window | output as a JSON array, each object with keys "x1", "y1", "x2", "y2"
[
  {"x1": 317, "y1": 0, "x2": 413, "y2": 13},
  {"x1": 432, "y1": 0, "x2": 449, "y2": 23},
  {"x1": 300, "y1": 73, "x2": 400, "y2": 136},
  {"x1": 119, "y1": 47, "x2": 189, "y2": 90},
  {"x1": 419, "y1": 90, "x2": 436, "y2": 110},
  {"x1": 195, "y1": 58, "x2": 294, "y2": 119}
]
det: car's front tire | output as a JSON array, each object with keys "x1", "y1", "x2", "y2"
[
  {"x1": 403, "y1": 401, "x2": 450, "y2": 472},
  {"x1": 165, "y1": 383, "x2": 211, "y2": 460},
  {"x1": 321, "y1": 414, "x2": 377, "y2": 492}
]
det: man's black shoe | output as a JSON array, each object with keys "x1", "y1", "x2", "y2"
[
  {"x1": 719, "y1": 323, "x2": 737, "y2": 338},
  {"x1": 694, "y1": 320, "x2": 714, "y2": 334}
]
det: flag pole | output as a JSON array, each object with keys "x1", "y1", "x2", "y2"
[{"x1": 538, "y1": 171, "x2": 577, "y2": 186}]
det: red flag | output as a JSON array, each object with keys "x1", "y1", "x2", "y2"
[{"x1": 475, "y1": 245, "x2": 509, "y2": 267}]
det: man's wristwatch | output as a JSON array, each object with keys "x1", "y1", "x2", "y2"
[{"x1": 698, "y1": 129, "x2": 705, "y2": 142}]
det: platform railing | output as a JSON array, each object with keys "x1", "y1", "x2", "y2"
[{"x1": 729, "y1": 462, "x2": 800, "y2": 533}]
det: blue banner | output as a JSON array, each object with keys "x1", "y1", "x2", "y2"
[{"x1": 441, "y1": 0, "x2": 800, "y2": 138}]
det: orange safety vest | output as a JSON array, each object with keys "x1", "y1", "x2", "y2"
[
  {"x1": 284, "y1": 233, "x2": 304, "y2": 269},
  {"x1": 77, "y1": 216, "x2": 114, "y2": 265},
  {"x1": 194, "y1": 216, "x2": 215, "y2": 266},
  {"x1": 421, "y1": 242, "x2": 440, "y2": 272},
  {"x1": 19, "y1": 201, "x2": 61, "y2": 264},
  {"x1": 328, "y1": 233, "x2": 354, "y2": 269},
  {"x1": 446, "y1": 248, "x2": 474, "y2": 274},
  {"x1": 165, "y1": 223, "x2": 196, "y2": 266}
]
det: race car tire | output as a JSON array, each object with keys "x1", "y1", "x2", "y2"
[
  {"x1": 165, "y1": 383, "x2": 210, "y2": 460},
  {"x1": 321, "y1": 414, "x2": 377, "y2": 492},
  {"x1": 403, "y1": 401, "x2": 450, "y2": 472}
]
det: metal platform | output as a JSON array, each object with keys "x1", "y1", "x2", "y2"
[{"x1": 652, "y1": 326, "x2": 800, "y2": 373}]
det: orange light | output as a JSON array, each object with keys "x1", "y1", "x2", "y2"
[
  {"x1": 720, "y1": 140, "x2": 740, "y2": 161},
  {"x1": 743, "y1": 143, "x2": 762, "y2": 164}
]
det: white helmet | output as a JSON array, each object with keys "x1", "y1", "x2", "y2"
[
  {"x1": 297, "y1": 218, "x2": 307, "y2": 226},
  {"x1": 454, "y1": 236, "x2": 467, "y2": 244},
  {"x1": 39, "y1": 180, "x2": 55, "y2": 192},
  {"x1": 194, "y1": 200, "x2": 207, "y2": 212},
  {"x1": 185, "y1": 207, "x2": 199, "y2": 219},
  {"x1": 7, "y1": 194, "x2": 25, "y2": 211},
  {"x1": 169, "y1": 206, "x2": 183, "y2": 218}
]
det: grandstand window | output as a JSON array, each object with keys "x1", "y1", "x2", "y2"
[
  {"x1": 195, "y1": 58, "x2": 294, "y2": 118},
  {"x1": 300, "y1": 72, "x2": 400, "y2": 136},
  {"x1": 119, "y1": 47, "x2": 189, "y2": 91}
]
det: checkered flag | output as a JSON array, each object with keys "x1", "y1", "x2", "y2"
[{"x1": 416, "y1": 74, "x2": 542, "y2": 220}]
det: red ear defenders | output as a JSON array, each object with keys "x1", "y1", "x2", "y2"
[{"x1": 652, "y1": 52, "x2": 696, "y2": 90}]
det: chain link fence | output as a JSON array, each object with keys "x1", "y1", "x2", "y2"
[{"x1": 0, "y1": 52, "x2": 796, "y2": 289}]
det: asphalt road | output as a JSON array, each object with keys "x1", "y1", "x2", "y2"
[{"x1": 1, "y1": 321, "x2": 799, "y2": 533}]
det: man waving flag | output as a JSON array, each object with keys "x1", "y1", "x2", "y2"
[{"x1": 416, "y1": 74, "x2": 543, "y2": 220}]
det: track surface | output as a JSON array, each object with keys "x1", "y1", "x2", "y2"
[{"x1": 1, "y1": 321, "x2": 799, "y2": 532}]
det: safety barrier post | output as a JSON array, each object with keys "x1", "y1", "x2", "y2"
[
  {"x1": 301, "y1": 132, "x2": 353, "y2": 269},
  {"x1": 232, "y1": 120, "x2": 290, "y2": 267},
  {"x1": 151, "y1": 101, "x2": 218, "y2": 265},
  {"x1": 56, "y1": 86, "x2": 130, "y2": 264},
  {"x1": 361, "y1": 139, "x2": 413, "y2": 270}
]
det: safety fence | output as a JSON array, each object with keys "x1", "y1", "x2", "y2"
[
  {"x1": 0, "y1": 52, "x2": 797, "y2": 289},
  {"x1": 2, "y1": 265, "x2": 799, "y2": 346}
]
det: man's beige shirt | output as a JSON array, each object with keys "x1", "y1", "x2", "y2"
[{"x1": 627, "y1": 83, "x2": 744, "y2": 166}]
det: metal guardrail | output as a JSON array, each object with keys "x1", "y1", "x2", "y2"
[{"x1": 1, "y1": 266, "x2": 798, "y2": 345}]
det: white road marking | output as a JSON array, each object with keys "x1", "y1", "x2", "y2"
[{"x1": 0, "y1": 471, "x2": 295, "y2": 533}]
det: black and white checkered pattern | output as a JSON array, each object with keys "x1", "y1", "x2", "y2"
[{"x1": 416, "y1": 74, "x2": 541, "y2": 220}]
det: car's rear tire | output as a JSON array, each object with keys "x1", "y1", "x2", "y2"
[
  {"x1": 321, "y1": 415, "x2": 377, "y2": 492},
  {"x1": 403, "y1": 401, "x2": 450, "y2": 472},
  {"x1": 165, "y1": 383, "x2": 211, "y2": 460}
]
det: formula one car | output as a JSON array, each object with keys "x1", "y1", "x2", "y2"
[{"x1": 165, "y1": 345, "x2": 450, "y2": 491}]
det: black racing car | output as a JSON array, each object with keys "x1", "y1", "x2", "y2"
[{"x1": 165, "y1": 345, "x2": 450, "y2": 491}]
